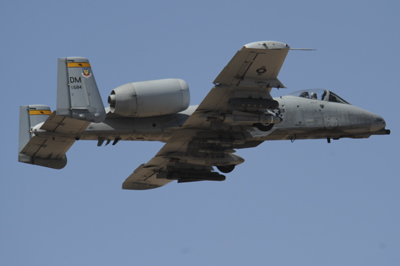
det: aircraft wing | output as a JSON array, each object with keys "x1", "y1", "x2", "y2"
[
  {"x1": 122, "y1": 138, "x2": 225, "y2": 190},
  {"x1": 183, "y1": 41, "x2": 290, "y2": 129}
]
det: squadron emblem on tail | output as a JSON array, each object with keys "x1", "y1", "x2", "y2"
[{"x1": 82, "y1": 67, "x2": 92, "y2": 78}]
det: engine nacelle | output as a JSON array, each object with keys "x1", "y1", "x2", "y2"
[{"x1": 108, "y1": 78, "x2": 190, "y2": 117}]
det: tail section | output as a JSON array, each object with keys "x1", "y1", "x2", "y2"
[
  {"x1": 57, "y1": 57, "x2": 106, "y2": 122},
  {"x1": 18, "y1": 57, "x2": 106, "y2": 169}
]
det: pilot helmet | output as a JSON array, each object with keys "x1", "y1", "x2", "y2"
[{"x1": 310, "y1": 92, "x2": 317, "y2": 99}]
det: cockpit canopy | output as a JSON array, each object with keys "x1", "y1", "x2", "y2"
[{"x1": 289, "y1": 89, "x2": 350, "y2": 105}]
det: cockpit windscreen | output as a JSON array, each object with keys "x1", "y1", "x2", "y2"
[{"x1": 289, "y1": 89, "x2": 350, "y2": 105}]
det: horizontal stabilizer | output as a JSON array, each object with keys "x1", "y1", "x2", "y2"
[
  {"x1": 18, "y1": 105, "x2": 71, "y2": 169},
  {"x1": 19, "y1": 135, "x2": 71, "y2": 169},
  {"x1": 40, "y1": 111, "x2": 90, "y2": 134},
  {"x1": 18, "y1": 104, "x2": 94, "y2": 169}
]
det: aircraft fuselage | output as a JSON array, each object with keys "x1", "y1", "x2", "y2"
[{"x1": 33, "y1": 94, "x2": 387, "y2": 145}]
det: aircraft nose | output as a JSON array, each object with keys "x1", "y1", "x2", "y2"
[{"x1": 370, "y1": 113, "x2": 386, "y2": 132}]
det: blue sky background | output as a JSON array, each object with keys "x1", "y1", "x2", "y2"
[{"x1": 1, "y1": 0, "x2": 399, "y2": 265}]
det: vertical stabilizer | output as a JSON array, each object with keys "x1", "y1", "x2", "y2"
[{"x1": 57, "y1": 57, "x2": 106, "y2": 122}]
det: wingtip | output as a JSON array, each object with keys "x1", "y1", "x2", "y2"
[{"x1": 244, "y1": 41, "x2": 290, "y2": 50}]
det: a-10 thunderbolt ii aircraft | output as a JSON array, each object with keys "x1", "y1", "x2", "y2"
[{"x1": 18, "y1": 41, "x2": 390, "y2": 190}]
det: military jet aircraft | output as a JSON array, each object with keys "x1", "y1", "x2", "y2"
[{"x1": 18, "y1": 41, "x2": 390, "y2": 190}]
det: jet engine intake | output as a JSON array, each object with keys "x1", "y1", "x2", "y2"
[{"x1": 108, "y1": 78, "x2": 190, "y2": 117}]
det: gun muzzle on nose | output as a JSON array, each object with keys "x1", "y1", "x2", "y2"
[{"x1": 370, "y1": 114, "x2": 386, "y2": 133}]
